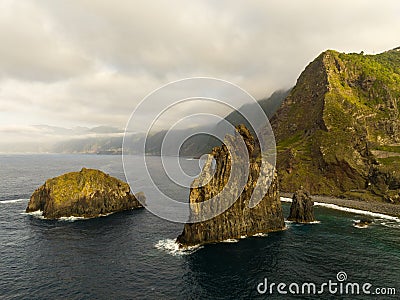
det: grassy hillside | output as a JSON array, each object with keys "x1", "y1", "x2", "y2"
[{"x1": 272, "y1": 47, "x2": 400, "y2": 202}]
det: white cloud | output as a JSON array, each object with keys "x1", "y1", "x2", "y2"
[
  {"x1": 0, "y1": 0, "x2": 399, "y2": 151},
  {"x1": 0, "y1": 0, "x2": 94, "y2": 81}
]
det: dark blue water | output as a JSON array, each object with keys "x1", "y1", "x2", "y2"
[{"x1": 0, "y1": 155, "x2": 399, "y2": 299}]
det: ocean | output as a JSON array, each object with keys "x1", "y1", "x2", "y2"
[{"x1": 0, "y1": 154, "x2": 399, "y2": 299}]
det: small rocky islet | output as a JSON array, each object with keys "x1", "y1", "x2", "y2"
[
  {"x1": 353, "y1": 219, "x2": 373, "y2": 228},
  {"x1": 287, "y1": 188, "x2": 316, "y2": 223},
  {"x1": 26, "y1": 168, "x2": 144, "y2": 219}
]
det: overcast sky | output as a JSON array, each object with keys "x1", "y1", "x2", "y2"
[{"x1": 0, "y1": 0, "x2": 399, "y2": 151}]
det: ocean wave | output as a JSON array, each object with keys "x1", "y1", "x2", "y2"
[
  {"x1": 58, "y1": 216, "x2": 86, "y2": 222},
  {"x1": 314, "y1": 202, "x2": 400, "y2": 222},
  {"x1": 58, "y1": 212, "x2": 113, "y2": 222},
  {"x1": 380, "y1": 222, "x2": 400, "y2": 229},
  {"x1": 155, "y1": 239, "x2": 202, "y2": 256},
  {"x1": 0, "y1": 198, "x2": 29, "y2": 204},
  {"x1": 23, "y1": 210, "x2": 45, "y2": 219},
  {"x1": 252, "y1": 232, "x2": 268, "y2": 237},
  {"x1": 285, "y1": 220, "x2": 320, "y2": 225},
  {"x1": 23, "y1": 210, "x2": 112, "y2": 222},
  {"x1": 222, "y1": 238, "x2": 239, "y2": 243},
  {"x1": 353, "y1": 224, "x2": 369, "y2": 229},
  {"x1": 308, "y1": 220, "x2": 321, "y2": 224}
]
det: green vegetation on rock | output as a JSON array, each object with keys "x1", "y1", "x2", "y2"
[
  {"x1": 26, "y1": 168, "x2": 143, "y2": 219},
  {"x1": 271, "y1": 47, "x2": 400, "y2": 203}
]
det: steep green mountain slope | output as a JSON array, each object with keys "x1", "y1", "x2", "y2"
[{"x1": 271, "y1": 47, "x2": 400, "y2": 202}]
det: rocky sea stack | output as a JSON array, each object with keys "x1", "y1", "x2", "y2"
[
  {"x1": 177, "y1": 125, "x2": 285, "y2": 247},
  {"x1": 287, "y1": 188, "x2": 316, "y2": 223},
  {"x1": 26, "y1": 168, "x2": 143, "y2": 219}
]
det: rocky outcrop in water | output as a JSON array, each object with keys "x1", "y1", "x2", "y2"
[
  {"x1": 176, "y1": 125, "x2": 285, "y2": 247},
  {"x1": 354, "y1": 219, "x2": 372, "y2": 228},
  {"x1": 287, "y1": 188, "x2": 315, "y2": 223},
  {"x1": 26, "y1": 168, "x2": 143, "y2": 219}
]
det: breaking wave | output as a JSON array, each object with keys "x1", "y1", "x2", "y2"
[{"x1": 155, "y1": 239, "x2": 202, "y2": 256}]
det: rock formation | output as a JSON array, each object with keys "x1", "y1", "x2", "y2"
[
  {"x1": 354, "y1": 219, "x2": 372, "y2": 228},
  {"x1": 26, "y1": 168, "x2": 143, "y2": 219},
  {"x1": 271, "y1": 47, "x2": 400, "y2": 202},
  {"x1": 287, "y1": 188, "x2": 315, "y2": 223},
  {"x1": 177, "y1": 125, "x2": 285, "y2": 247}
]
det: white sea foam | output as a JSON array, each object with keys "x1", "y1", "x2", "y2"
[
  {"x1": 281, "y1": 196, "x2": 399, "y2": 223},
  {"x1": 222, "y1": 238, "x2": 239, "y2": 243},
  {"x1": 380, "y1": 222, "x2": 400, "y2": 229},
  {"x1": 24, "y1": 210, "x2": 45, "y2": 219},
  {"x1": 155, "y1": 239, "x2": 202, "y2": 256},
  {"x1": 353, "y1": 224, "x2": 369, "y2": 229},
  {"x1": 58, "y1": 216, "x2": 86, "y2": 222},
  {"x1": 252, "y1": 232, "x2": 268, "y2": 237},
  {"x1": 280, "y1": 197, "x2": 292, "y2": 203},
  {"x1": 308, "y1": 220, "x2": 321, "y2": 224},
  {"x1": 284, "y1": 220, "x2": 320, "y2": 225},
  {"x1": 23, "y1": 210, "x2": 111, "y2": 222},
  {"x1": 314, "y1": 202, "x2": 400, "y2": 222},
  {"x1": 0, "y1": 198, "x2": 29, "y2": 204},
  {"x1": 57, "y1": 212, "x2": 113, "y2": 222}
]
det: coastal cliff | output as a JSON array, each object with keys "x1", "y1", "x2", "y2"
[
  {"x1": 177, "y1": 125, "x2": 285, "y2": 247},
  {"x1": 26, "y1": 168, "x2": 143, "y2": 219},
  {"x1": 271, "y1": 48, "x2": 400, "y2": 202}
]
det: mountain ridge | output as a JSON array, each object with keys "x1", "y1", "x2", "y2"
[{"x1": 272, "y1": 47, "x2": 400, "y2": 202}]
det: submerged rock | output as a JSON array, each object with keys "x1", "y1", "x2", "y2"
[
  {"x1": 176, "y1": 125, "x2": 285, "y2": 247},
  {"x1": 354, "y1": 219, "x2": 372, "y2": 228},
  {"x1": 287, "y1": 188, "x2": 316, "y2": 223},
  {"x1": 26, "y1": 168, "x2": 143, "y2": 219}
]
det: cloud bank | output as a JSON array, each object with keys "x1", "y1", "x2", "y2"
[{"x1": 0, "y1": 0, "x2": 399, "y2": 151}]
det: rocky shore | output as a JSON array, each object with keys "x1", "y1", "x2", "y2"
[{"x1": 281, "y1": 192, "x2": 400, "y2": 218}]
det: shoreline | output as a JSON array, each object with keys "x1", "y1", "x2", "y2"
[{"x1": 280, "y1": 192, "x2": 400, "y2": 218}]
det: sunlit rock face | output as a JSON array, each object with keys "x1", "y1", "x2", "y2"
[
  {"x1": 26, "y1": 168, "x2": 143, "y2": 219},
  {"x1": 177, "y1": 125, "x2": 285, "y2": 247}
]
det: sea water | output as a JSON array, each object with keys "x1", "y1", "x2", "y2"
[{"x1": 0, "y1": 154, "x2": 399, "y2": 299}]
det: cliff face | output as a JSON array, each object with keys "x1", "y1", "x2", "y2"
[
  {"x1": 271, "y1": 48, "x2": 400, "y2": 202},
  {"x1": 177, "y1": 125, "x2": 285, "y2": 247},
  {"x1": 26, "y1": 168, "x2": 143, "y2": 219}
]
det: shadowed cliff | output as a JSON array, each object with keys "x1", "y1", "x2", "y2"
[{"x1": 177, "y1": 125, "x2": 285, "y2": 247}]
